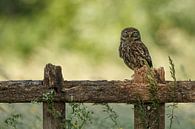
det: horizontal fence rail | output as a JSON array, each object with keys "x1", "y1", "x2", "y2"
[{"x1": 0, "y1": 80, "x2": 194, "y2": 103}]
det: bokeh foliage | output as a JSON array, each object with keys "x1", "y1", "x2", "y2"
[{"x1": 0, "y1": 0, "x2": 195, "y2": 129}]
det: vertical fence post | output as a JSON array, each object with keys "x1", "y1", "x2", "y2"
[
  {"x1": 43, "y1": 64, "x2": 66, "y2": 129},
  {"x1": 134, "y1": 67, "x2": 165, "y2": 129},
  {"x1": 134, "y1": 103, "x2": 165, "y2": 129}
]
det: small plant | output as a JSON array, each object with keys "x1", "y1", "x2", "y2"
[
  {"x1": 3, "y1": 113, "x2": 22, "y2": 129},
  {"x1": 67, "y1": 103, "x2": 93, "y2": 129},
  {"x1": 134, "y1": 98, "x2": 148, "y2": 129},
  {"x1": 42, "y1": 90, "x2": 62, "y2": 118},
  {"x1": 42, "y1": 90, "x2": 61, "y2": 119},
  {"x1": 167, "y1": 56, "x2": 178, "y2": 129},
  {"x1": 143, "y1": 59, "x2": 159, "y2": 104},
  {"x1": 42, "y1": 90, "x2": 55, "y2": 108},
  {"x1": 101, "y1": 103, "x2": 120, "y2": 128},
  {"x1": 146, "y1": 65, "x2": 159, "y2": 106}
]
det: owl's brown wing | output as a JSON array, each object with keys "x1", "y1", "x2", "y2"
[
  {"x1": 119, "y1": 40, "x2": 127, "y2": 58},
  {"x1": 132, "y1": 41, "x2": 153, "y2": 67}
]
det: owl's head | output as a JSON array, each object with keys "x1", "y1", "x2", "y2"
[{"x1": 121, "y1": 27, "x2": 141, "y2": 41}]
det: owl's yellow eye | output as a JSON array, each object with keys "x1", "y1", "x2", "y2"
[
  {"x1": 122, "y1": 31, "x2": 129, "y2": 38},
  {"x1": 132, "y1": 32, "x2": 139, "y2": 37}
]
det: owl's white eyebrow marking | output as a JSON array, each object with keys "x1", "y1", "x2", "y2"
[{"x1": 121, "y1": 36, "x2": 127, "y2": 40}]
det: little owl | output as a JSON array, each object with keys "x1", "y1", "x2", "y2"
[{"x1": 119, "y1": 27, "x2": 152, "y2": 70}]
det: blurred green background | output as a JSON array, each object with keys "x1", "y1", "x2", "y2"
[{"x1": 0, "y1": 0, "x2": 195, "y2": 129}]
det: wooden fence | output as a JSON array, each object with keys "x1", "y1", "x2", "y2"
[{"x1": 0, "y1": 63, "x2": 194, "y2": 129}]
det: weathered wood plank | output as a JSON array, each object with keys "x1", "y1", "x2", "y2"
[
  {"x1": 43, "y1": 64, "x2": 65, "y2": 129},
  {"x1": 0, "y1": 80, "x2": 194, "y2": 103},
  {"x1": 0, "y1": 80, "x2": 45, "y2": 102},
  {"x1": 134, "y1": 67, "x2": 165, "y2": 129}
]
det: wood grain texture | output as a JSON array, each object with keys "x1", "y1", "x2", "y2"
[
  {"x1": 0, "y1": 80, "x2": 194, "y2": 103},
  {"x1": 43, "y1": 64, "x2": 65, "y2": 129}
]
